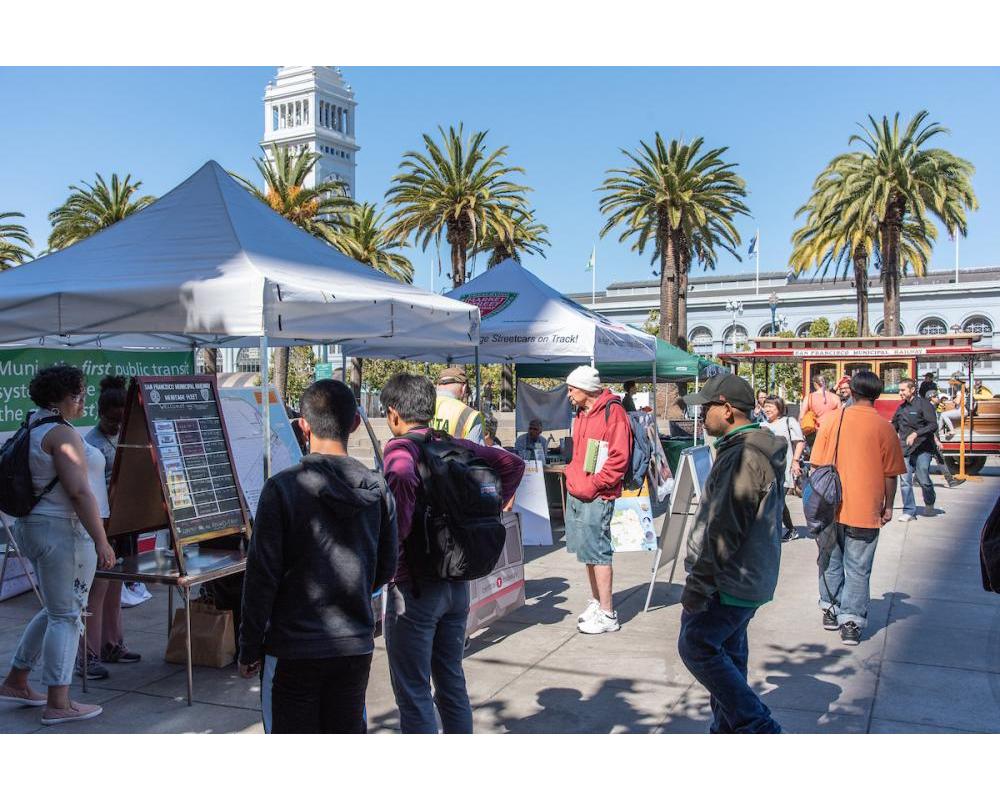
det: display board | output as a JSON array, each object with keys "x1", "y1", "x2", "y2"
[
  {"x1": 219, "y1": 387, "x2": 304, "y2": 516},
  {"x1": 642, "y1": 445, "x2": 712, "y2": 612},
  {"x1": 514, "y1": 459, "x2": 552, "y2": 546},
  {"x1": 610, "y1": 495, "x2": 658, "y2": 552},
  {"x1": 108, "y1": 376, "x2": 250, "y2": 574},
  {"x1": 467, "y1": 511, "x2": 526, "y2": 635}
]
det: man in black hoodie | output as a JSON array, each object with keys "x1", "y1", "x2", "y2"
[{"x1": 238, "y1": 380, "x2": 397, "y2": 734}]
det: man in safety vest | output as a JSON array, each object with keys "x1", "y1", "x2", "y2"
[{"x1": 431, "y1": 366, "x2": 484, "y2": 445}]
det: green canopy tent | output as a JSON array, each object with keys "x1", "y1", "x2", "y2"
[{"x1": 517, "y1": 338, "x2": 718, "y2": 382}]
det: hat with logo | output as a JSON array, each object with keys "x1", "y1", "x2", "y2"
[
  {"x1": 437, "y1": 366, "x2": 469, "y2": 385},
  {"x1": 684, "y1": 373, "x2": 755, "y2": 414}
]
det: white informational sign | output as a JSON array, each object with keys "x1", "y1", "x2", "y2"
[
  {"x1": 610, "y1": 496, "x2": 657, "y2": 552},
  {"x1": 643, "y1": 445, "x2": 713, "y2": 612},
  {"x1": 219, "y1": 387, "x2": 303, "y2": 516},
  {"x1": 514, "y1": 459, "x2": 552, "y2": 546}
]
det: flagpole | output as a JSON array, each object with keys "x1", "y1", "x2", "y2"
[
  {"x1": 755, "y1": 228, "x2": 760, "y2": 295},
  {"x1": 592, "y1": 244, "x2": 596, "y2": 305}
]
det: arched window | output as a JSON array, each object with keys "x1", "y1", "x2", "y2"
[
  {"x1": 236, "y1": 347, "x2": 260, "y2": 373},
  {"x1": 689, "y1": 326, "x2": 713, "y2": 355},
  {"x1": 759, "y1": 322, "x2": 777, "y2": 336},
  {"x1": 963, "y1": 315, "x2": 994, "y2": 336},
  {"x1": 795, "y1": 321, "x2": 813, "y2": 338},
  {"x1": 918, "y1": 317, "x2": 948, "y2": 336},
  {"x1": 722, "y1": 324, "x2": 748, "y2": 351},
  {"x1": 874, "y1": 321, "x2": 906, "y2": 335}
]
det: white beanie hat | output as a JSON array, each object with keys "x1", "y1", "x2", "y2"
[{"x1": 566, "y1": 365, "x2": 601, "y2": 392}]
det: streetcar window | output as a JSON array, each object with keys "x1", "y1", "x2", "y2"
[{"x1": 880, "y1": 362, "x2": 909, "y2": 394}]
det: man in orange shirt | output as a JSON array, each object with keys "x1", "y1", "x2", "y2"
[{"x1": 809, "y1": 371, "x2": 906, "y2": 646}]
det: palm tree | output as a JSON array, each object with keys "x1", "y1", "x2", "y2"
[
  {"x1": 598, "y1": 134, "x2": 749, "y2": 349},
  {"x1": 335, "y1": 202, "x2": 414, "y2": 283},
  {"x1": 47, "y1": 173, "x2": 155, "y2": 252},
  {"x1": 385, "y1": 124, "x2": 530, "y2": 287},
  {"x1": 332, "y1": 202, "x2": 415, "y2": 397},
  {"x1": 473, "y1": 208, "x2": 550, "y2": 268},
  {"x1": 813, "y1": 111, "x2": 977, "y2": 336},
  {"x1": 231, "y1": 145, "x2": 354, "y2": 397},
  {"x1": 0, "y1": 212, "x2": 33, "y2": 271}
]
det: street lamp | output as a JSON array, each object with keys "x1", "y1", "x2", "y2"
[
  {"x1": 725, "y1": 299, "x2": 744, "y2": 353},
  {"x1": 768, "y1": 292, "x2": 780, "y2": 335}
]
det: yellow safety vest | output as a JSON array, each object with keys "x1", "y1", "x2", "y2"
[{"x1": 432, "y1": 394, "x2": 482, "y2": 440}]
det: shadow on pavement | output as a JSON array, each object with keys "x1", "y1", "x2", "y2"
[{"x1": 866, "y1": 591, "x2": 920, "y2": 638}]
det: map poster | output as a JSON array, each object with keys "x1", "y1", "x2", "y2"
[
  {"x1": 219, "y1": 387, "x2": 304, "y2": 516},
  {"x1": 108, "y1": 376, "x2": 249, "y2": 572},
  {"x1": 610, "y1": 496, "x2": 657, "y2": 552}
]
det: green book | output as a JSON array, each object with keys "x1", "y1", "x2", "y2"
[{"x1": 584, "y1": 438, "x2": 609, "y2": 474}]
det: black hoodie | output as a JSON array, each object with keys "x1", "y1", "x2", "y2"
[{"x1": 239, "y1": 454, "x2": 398, "y2": 663}]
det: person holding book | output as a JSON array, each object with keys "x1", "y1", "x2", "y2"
[{"x1": 564, "y1": 366, "x2": 632, "y2": 635}]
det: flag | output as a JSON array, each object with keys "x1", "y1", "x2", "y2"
[
  {"x1": 585, "y1": 246, "x2": 595, "y2": 272},
  {"x1": 747, "y1": 232, "x2": 759, "y2": 257}
]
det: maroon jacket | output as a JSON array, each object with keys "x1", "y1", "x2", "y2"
[
  {"x1": 565, "y1": 389, "x2": 632, "y2": 502},
  {"x1": 382, "y1": 427, "x2": 525, "y2": 584}
]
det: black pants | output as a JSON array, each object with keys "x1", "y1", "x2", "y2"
[
  {"x1": 267, "y1": 653, "x2": 372, "y2": 734},
  {"x1": 782, "y1": 500, "x2": 794, "y2": 533}
]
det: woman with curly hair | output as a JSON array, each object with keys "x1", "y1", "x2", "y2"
[
  {"x1": 0, "y1": 365, "x2": 115, "y2": 724},
  {"x1": 77, "y1": 375, "x2": 141, "y2": 680}
]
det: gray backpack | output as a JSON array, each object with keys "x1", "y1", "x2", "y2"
[{"x1": 802, "y1": 410, "x2": 845, "y2": 537}]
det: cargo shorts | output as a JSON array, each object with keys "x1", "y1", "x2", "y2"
[{"x1": 565, "y1": 495, "x2": 614, "y2": 566}]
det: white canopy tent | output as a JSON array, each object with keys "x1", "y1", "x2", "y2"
[
  {"x1": 342, "y1": 257, "x2": 656, "y2": 364},
  {"x1": 0, "y1": 160, "x2": 478, "y2": 352},
  {"x1": 0, "y1": 160, "x2": 480, "y2": 473}
]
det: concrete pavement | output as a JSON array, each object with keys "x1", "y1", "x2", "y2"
[{"x1": 1, "y1": 463, "x2": 997, "y2": 733}]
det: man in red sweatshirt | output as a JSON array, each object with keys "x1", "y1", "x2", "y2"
[{"x1": 564, "y1": 366, "x2": 632, "y2": 634}]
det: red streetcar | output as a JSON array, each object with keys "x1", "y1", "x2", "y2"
[{"x1": 721, "y1": 333, "x2": 999, "y2": 475}]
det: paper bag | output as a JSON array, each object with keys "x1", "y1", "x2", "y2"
[{"x1": 165, "y1": 599, "x2": 236, "y2": 668}]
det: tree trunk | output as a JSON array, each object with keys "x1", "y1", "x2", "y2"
[
  {"x1": 201, "y1": 348, "x2": 219, "y2": 374},
  {"x1": 447, "y1": 219, "x2": 470, "y2": 287},
  {"x1": 658, "y1": 225, "x2": 681, "y2": 347},
  {"x1": 272, "y1": 347, "x2": 289, "y2": 401},
  {"x1": 349, "y1": 357, "x2": 363, "y2": 402},
  {"x1": 501, "y1": 363, "x2": 514, "y2": 412},
  {"x1": 880, "y1": 202, "x2": 904, "y2": 336},
  {"x1": 853, "y1": 248, "x2": 871, "y2": 337},
  {"x1": 677, "y1": 267, "x2": 689, "y2": 351}
]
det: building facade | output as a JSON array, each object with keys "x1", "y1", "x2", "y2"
[
  {"x1": 260, "y1": 65, "x2": 359, "y2": 195},
  {"x1": 571, "y1": 266, "x2": 999, "y2": 391}
]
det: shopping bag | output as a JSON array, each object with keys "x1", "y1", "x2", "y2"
[{"x1": 165, "y1": 598, "x2": 236, "y2": 668}]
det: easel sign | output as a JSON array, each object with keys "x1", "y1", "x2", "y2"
[
  {"x1": 642, "y1": 445, "x2": 713, "y2": 612},
  {"x1": 107, "y1": 376, "x2": 250, "y2": 575}
]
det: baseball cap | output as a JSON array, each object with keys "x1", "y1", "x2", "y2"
[
  {"x1": 437, "y1": 366, "x2": 469, "y2": 385},
  {"x1": 684, "y1": 373, "x2": 755, "y2": 414}
]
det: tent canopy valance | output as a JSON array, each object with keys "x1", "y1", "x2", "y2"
[
  {"x1": 0, "y1": 161, "x2": 479, "y2": 351},
  {"x1": 517, "y1": 338, "x2": 722, "y2": 382},
  {"x1": 342, "y1": 257, "x2": 656, "y2": 364}
]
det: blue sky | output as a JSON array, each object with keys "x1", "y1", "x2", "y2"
[{"x1": 1, "y1": 67, "x2": 997, "y2": 294}]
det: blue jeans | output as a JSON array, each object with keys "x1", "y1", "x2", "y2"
[
  {"x1": 678, "y1": 596, "x2": 781, "y2": 733},
  {"x1": 10, "y1": 515, "x2": 97, "y2": 686},
  {"x1": 899, "y1": 449, "x2": 935, "y2": 515},
  {"x1": 385, "y1": 581, "x2": 472, "y2": 733},
  {"x1": 818, "y1": 523, "x2": 879, "y2": 628}
]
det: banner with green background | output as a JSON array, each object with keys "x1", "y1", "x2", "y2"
[{"x1": 0, "y1": 348, "x2": 195, "y2": 431}]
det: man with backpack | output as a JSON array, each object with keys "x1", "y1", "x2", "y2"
[
  {"x1": 564, "y1": 366, "x2": 632, "y2": 635},
  {"x1": 810, "y1": 371, "x2": 905, "y2": 646},
  {"x1": 380, "y1": 373, "x2": 524, "y2": 733},
  {"x1": 677, "y1": 373, "x2": 785, "y2": 733}
]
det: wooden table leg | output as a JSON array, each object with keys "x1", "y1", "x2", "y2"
[{"x1": 184, "y1": 586, "x2": 193, "y2": 706}]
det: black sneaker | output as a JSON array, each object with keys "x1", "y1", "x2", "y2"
[
  {"x1": 101, "y1": 642, "x2": 141, "y2": 664},
  {"x1": 75, "y1": 653, "x2": 109, "y2": 680},
  {"x1": 782, "y1": 527, "x2": 797, "y2": 543},
  {"x1": 840, "y1": 622, "x2": 862, "y2": 646},
  {"x1": 822, "y1": 608, "x2": 839, "y2": 631}
]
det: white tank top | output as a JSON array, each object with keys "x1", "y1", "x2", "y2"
[{"x1": 27, "y1": 409, "x2": 109, "y2": 519}]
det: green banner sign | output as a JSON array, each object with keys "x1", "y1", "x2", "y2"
[{"x1": 0, "y1": 348, "x2": 195, "y2": 431}]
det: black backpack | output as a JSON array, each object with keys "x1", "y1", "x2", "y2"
[
  {"x1": 402, "y1": 429, "x2": 506, "y2": 582},
  {"x1": 0, "y1": 412, "x2": 70, "y2": 517},
  {"x1": 802, "y1": 410, "x2": 846, "y2": 540}
]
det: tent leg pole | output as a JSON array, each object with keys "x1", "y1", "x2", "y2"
[
  {"x1": 693, "y1": 375, "x2": 699, "y2": 445},
  {"x1": 261, "y1": 335, "x2": 272, "y2": 478},
  {"x1": 651, "y1": 360, "x2": 658, "y2": 420},
  {"x1": 474, "y1": 346, "x2": 482, "y2": 412}
]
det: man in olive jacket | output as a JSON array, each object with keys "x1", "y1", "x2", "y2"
[{"x1": 678, "y1": 374, "x2": 784, "y2": 734}]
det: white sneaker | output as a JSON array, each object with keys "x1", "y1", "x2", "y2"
[
  {"x1": 577, "y1": 608, "x2": 620, "y2": 634},
  {"x1": 577, "y1": 598, "x2": 600, "y2": 624},
  {"x1": 899, "y1": 513, "x2": 917, "y2": 522}
]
